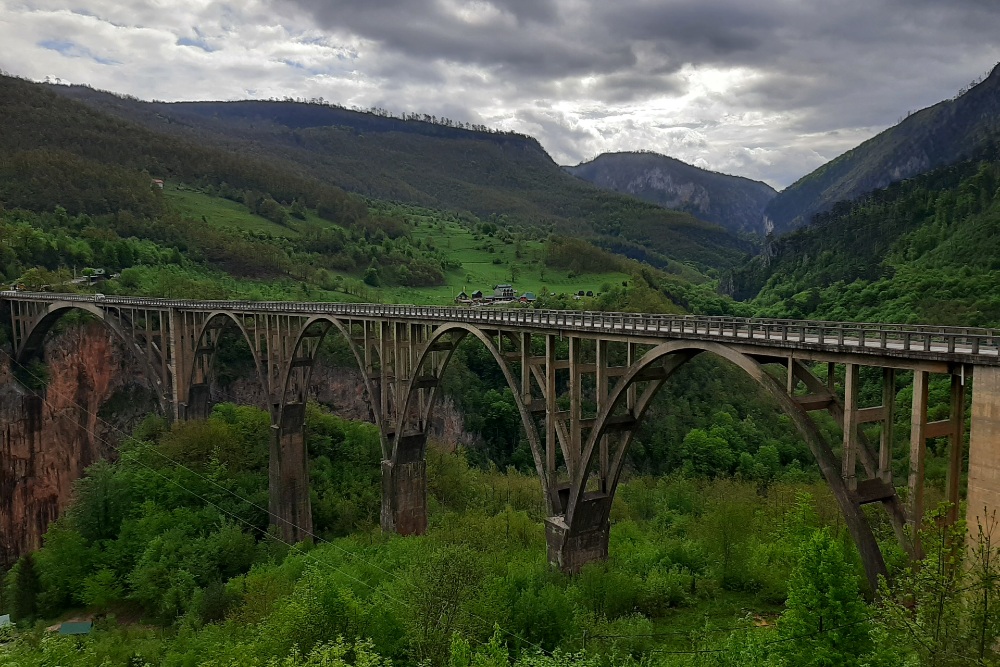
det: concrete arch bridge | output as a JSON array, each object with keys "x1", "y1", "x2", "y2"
[{"x1": 4, "y1": 291, "x2": 1000, "y2": 590}]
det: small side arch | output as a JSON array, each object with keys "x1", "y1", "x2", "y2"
[
  {"x1": 567, "y1": 339, "x2": 888, "y2": 589},
  {"x1": 276, "y1": 315, "x2": 382, "y2": 432},
  {"x1": 16, "y1": 302, "x2": 170, "y2": 415},
  {"x1": 184, "y1": 311, "x2": 267, "y2": 419},
  {"x1": 398, "y1": 323, "x2": 551, "y2": 504}
]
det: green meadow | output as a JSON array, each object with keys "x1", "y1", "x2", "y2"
[{"x1": 164, "y1": 185, "x2": 631, "y2": 306}]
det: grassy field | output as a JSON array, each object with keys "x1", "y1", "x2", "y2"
[
  {"x1": 162, "y1": 185, "x2": 631, "y2": 306},
  {"x1": 385, "y1": 213, "x2": 630, "y2": 305},
  {"x1": 164, "y1": 184, "x2": 337, "y2": 238}
]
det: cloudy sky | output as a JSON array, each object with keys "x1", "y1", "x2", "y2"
[{"x1": 2, "y1": 0, "x2": 999, "y2": 188}]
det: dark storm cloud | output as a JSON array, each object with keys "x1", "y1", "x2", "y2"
[
  {"x1": 6, "y1": 0, "x2": 1000, "y2": 187},
  {"x1": 282, "y1": 0, "x2": 635, "y2": 79}
]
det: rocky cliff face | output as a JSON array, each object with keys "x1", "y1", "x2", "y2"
[
  {"x1": 765, "y1": 62, "x2": 1000, "y2": 232},
  {"x1": 0, "y1": 323, "x2": 155, "y2": 569},
  {"x1": 217, "y1": 366, "x2": 473, "y2": 451},
  {"x1": 565, "y1": 152, "x2": 777, "y2": 234},
  {"x1": 0, "y1": 325, "x2": 474, "y2": 568}
]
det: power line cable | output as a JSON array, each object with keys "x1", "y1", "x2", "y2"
[
  {"x1": 0, "y1": 345, "x2": 553, "y2": 657},
  {"x1": 0, "y1": 341, "x2": 905, "y2": 658}
]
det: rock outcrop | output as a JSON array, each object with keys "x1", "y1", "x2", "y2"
[
  {"x1": 0, "y1": 323, "x2": 154, "y2": 568},
  {"x1": 565, "y1": 152, "x2": 777, "y2": 234},
  {"x1": 0, "y1": 324, "x2": 474, "y2": 568}
]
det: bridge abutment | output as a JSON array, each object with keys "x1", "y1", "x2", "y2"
[{"x1": 968, "y1": 366, "x2": 1000, "y2": 539}]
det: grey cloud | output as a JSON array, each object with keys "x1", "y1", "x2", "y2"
[{"x1": 4, "y1": 0, "x2": 1000, "y2": 188}]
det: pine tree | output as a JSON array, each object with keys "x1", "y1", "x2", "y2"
[
  {"x1": 778, "y1": 529, "x2": 872, "y2": 667},
  {"x1": 6, "y1": 553, "x2": 40, "y2": 623}
]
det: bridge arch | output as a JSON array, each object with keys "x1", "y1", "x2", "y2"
[
  {"x1": 277, "y1": 315, "x2": 382, "y2": 432},
  {"x1": 564, "y1": 339, "x2": 889, "y2": 588},
  {"x1": 15, "y1": 301, "x2": 170, "y2": 415},
  {"x1": 183, "y1": 311, "x2": 267, "y2": 420},
  {"x1": 399, "y1": 323, "x2": 548, "y2": 490}
]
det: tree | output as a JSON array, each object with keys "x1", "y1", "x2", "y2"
[
  {"x1": 6, "y1": 553, "x2": 40, "y2": 622},
  {"x1": 779, "y1": 529, "x2": 872, "y2": 667},
  {"x1": 878, "y1": 506, "x2": 1000, "y2": 666},
  {"x1": 363, "y1": 266, "x2": 381, "y2": 287}
]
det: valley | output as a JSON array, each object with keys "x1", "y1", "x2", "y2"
[{"x1": 2, "y1": 57, "x2": 1000, "y2": 667}]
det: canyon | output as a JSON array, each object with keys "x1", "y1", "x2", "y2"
[{"x1": 0, "y1": 323, "x2": 472, "y2": 569}]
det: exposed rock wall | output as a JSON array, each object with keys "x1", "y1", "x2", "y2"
[
  {"x1": 0, "y1": 323, "x2": 153, "y2": 569},
  {"x1": 1, "y1": 325, "x2": 474, "y2": 568},
  {"x1": 217, "y1": 364, "x2": 474, "y2": 451}
]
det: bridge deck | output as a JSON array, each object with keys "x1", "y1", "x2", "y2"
[{"x1": 3, "y1": 291, "x2": 998, "y2": 367}]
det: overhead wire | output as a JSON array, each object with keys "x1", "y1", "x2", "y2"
[
  {"x1": 0, "y1": 343, "x2": 554, "y2": 657},
  {"x1": 0, "y1": 338, "x2": 899, "y2": 658}
]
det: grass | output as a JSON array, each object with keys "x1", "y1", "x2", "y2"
[
  {"x1": 164, "y1": 184, "x2": 337, "y2": 238},
  {"x1": 384, "y1": 213, "x2": 630, "y2": 305},
  {"x1": 161, "y1": 185, "x2": 632, "y2": 306}
]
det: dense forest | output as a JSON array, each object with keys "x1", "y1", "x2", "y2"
[{"x1": 727, "y1": 147, "x2": 1000, "y2": 325}]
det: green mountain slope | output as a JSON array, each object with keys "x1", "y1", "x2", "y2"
[
  {"x1": 765, "y1": 62, "x2": 1000, "y2": 233},
  {"x1": 729, "y1": 146, "x2": 1000, "y2": 325},
  {"x1": 565, "y1": 151, "x2": 777, "y2": 234},
  {"x1": 46, "y1": 84, "x2": 749, "y2": 272}
]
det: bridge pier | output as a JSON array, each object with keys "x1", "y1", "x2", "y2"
[
  {"x1": 545, "y1": 496, "x2": 612, "y2": 572},
  {"x1": 270, "y1": 402, "x2": 313, "y2": 543},
  {"x1": 380, "y1": 434, "x2": 429, "y2": 535},
  {"x1": 185, "y1": 383, "x2": 212, "y2": 420}
]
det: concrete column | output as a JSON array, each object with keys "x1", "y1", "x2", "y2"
[
  {"x1": 269, "y1": 402, "x2": 313, "y2": 544},
  {"x1": 968, "y1": 366, "x2": 1000, "y2": 540},
  {"x1": 879, "y1": 368, "x2": 896, "y2": 482},
  {"x1": 545, "y1": 496, "x2": 612, "y2": 573},
  {"x1": 909, "y1": 370, "x2": 929, "y2": 533},
  {"x1": 545, "y1": 335, "x2": 557, "y2": 478},
  {"x1": 842, "y1": 363, "x2": 859, "y2": 490},
  {"x1": 380, "y1": 433, "x2": 428, "y2": 536},
  {"x1": 946, "y1": 373, "x2": 967, "y2": 525}
]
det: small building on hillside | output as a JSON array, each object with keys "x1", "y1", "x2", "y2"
[
  {"x1": 150, "y1": 178, "x2": 164, "y2": 189},
  {"x1": 471, "y1": 290, "x2": 484, "y2": 300},
  {"x1": 454, "y1": 291, "x2": 471, "y2": 305},
  {"x1": 494, "y1": 284, "x2": 515, "y2": 299},
  {"x1": 519, "y1": 292, "x2": 536, "y2": 303}
]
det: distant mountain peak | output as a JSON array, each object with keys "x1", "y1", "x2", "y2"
[
  {"x1": 765, "y1": 61, "x2": 1000, "y2": 233},
  {"x1": 565, "y1": 151, "x2": 777, "y2": 234}
]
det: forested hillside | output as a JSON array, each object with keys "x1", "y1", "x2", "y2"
[
  {"x1": 45, "y1": 81, "x2": 749, "y2": 272},
  {"x1": 764, "y1": 62, "x2": 1000, "y2": 232},
  {"x1": 729, "y1": 144, "x2": 1000, "y2": 326}
]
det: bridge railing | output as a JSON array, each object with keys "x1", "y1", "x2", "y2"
[{"x1": 3, "y1": 291, "x2": 998, "y2": 358}]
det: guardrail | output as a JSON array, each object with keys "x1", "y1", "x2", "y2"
[{"x1": 3, "y1": 291, "x2": 998, "y2": 360}]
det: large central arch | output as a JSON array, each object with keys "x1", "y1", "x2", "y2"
[
  {"x1": 399, "y1": 332, "x2": 895, "y2": 589},
  {"x1": 566, "y1": 339, "x2": 889, "y2": 587}
]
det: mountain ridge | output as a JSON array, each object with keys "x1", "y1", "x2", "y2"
[
  {"x1": 565, "y1": 151, "x2": 777, "y2": 234},
  {"x1": 764, "y1": 61, "x2": 1000, "y2": 232}
]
